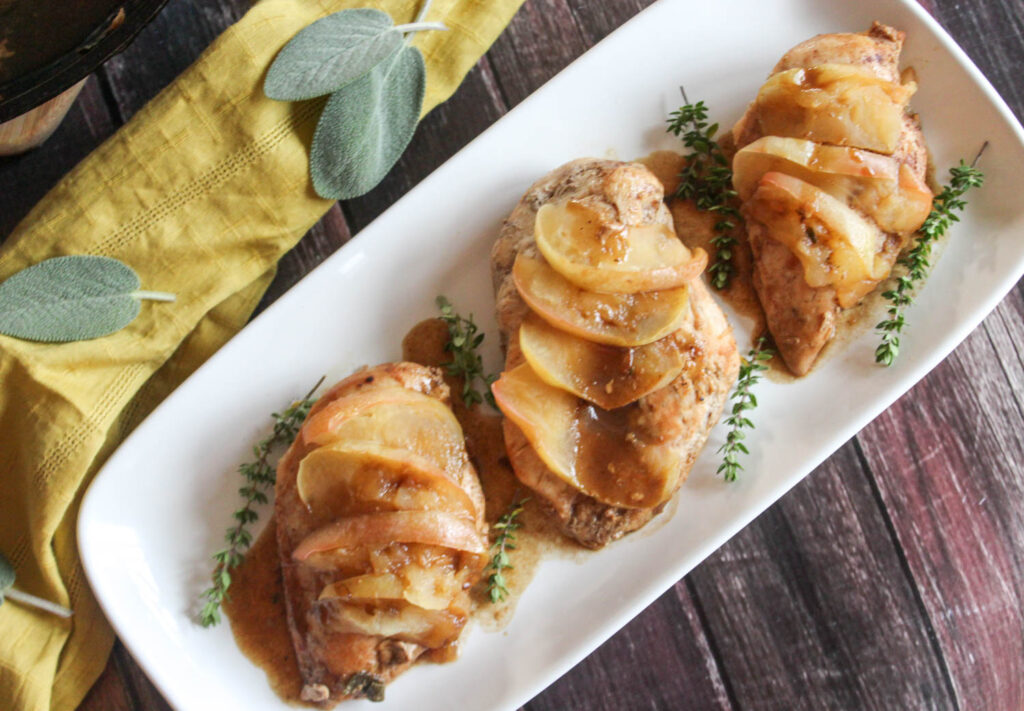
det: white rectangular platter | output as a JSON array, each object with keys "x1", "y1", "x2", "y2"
[{"x1": 79, "y1": 0, "x2": 1024, "y2": 709}]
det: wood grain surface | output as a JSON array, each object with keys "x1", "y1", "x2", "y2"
[{"x1": 0, "y1": 0, "x2": 1020, "y2": 709}]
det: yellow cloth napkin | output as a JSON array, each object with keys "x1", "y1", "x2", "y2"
[{"x1": 0, "y1": 1, "x2": 523, "y2": 709}]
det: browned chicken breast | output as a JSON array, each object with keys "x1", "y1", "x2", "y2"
[
  {"x1": 491, "y1": 159, "x2": 739, "y2": 548},
  {"x1": 731, "y1": 23, "x2": 933, "y2": 375},
  {"x1": 275, "y1": 363, "x2": 487, "y2": 705}
]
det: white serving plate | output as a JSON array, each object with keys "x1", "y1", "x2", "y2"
[{"x1": 79, "y1": 0, "x2": 1024, "y2": 708}]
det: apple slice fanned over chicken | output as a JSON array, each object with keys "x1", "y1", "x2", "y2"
[
  {"x1": 732, "y1": 22, "x2": 933, "y2": 375},
  {"x1": 274, "y1": 363, "x2": 487, "y2": 706},
  {"x1": 490, "y1": 159, "x2": 739, "y2": 549}
]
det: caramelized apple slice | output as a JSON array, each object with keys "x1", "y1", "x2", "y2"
[
  {"x1": 302, "y1": 387, "x2": 448, "y2": 445},
  {"x1": 518, "y1": 313, "x2": 685, "y2": 409},
  {"x1": 321, "y1": 600, "x2": 464, "y2": 649},
  {"x1": 513, "y1": 254, "x2": 691, "y2": 347},
  {"x1": 304, "y1": 396, "x2": 473, "y2": 484},
  {"x1": 293, "y1": 511, "x2": 487, "y2": 561},
  {"x1": 756, "y1": 64, "x2": 915, "y2": 154},
  {"x1": 296, "y1": 442, "x2": 479, "y2": 521},
  {"x1": 492, "y1": 364, "x2": 580, "y2": 490},
  {"x1": 493, "y1": 363, "x2": 681, "y2": 508},
  {"x1": 733, "y1": 136, "x2": 932, "y2": 233},
  {"x1": 320, "y1": 568, "x2": 462, "y2": 611},
  {"x1": 534, "y1": 200, "x2": 707, "y2": 293},
  {"x1": 744, "y1": 171, "x2": 888, "y2": 307}
]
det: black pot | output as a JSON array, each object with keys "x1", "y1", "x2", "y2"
[{"x1": 0, "y1": 0, "x2": 169, "y2": 122}]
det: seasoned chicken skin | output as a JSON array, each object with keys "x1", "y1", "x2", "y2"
[
  {"x1": 275, "y1": 363, "x2": 487, "y2": 705},
  {"x1": 491, "y1": 159, "x2": 739, "y2": 548},
  {"x1": 732, "y1": 22, "x2": 932, "y2": 375}
]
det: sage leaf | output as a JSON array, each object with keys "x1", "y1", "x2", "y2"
[
  {"x1": 264, "y1": 9, "x2": 405, "y2": 102},
  {"x1": 0, "y1": 552, "x2": 14, "y2": 604},
  {"x1": 310, "y1": 45, "x2": 425, "y2": 200},
  {"x1": 0, "y1": 255, "x2": 175, "y2": 343}
]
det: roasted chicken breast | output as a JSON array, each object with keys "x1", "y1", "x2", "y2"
[
  {"x1": 491, "y1": 159, "x2": 739, "y2": 548},
  {"x1": 732, "y1": 22, "x2": 932, "y2": 375},
  {"x1": 275, "y1": 363, "x2": 487, "y2": 705}
]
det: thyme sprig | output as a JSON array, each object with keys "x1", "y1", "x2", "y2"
[
  {"x1": 875, "y1": 145, "x2": 986, "y2": 367},
  {"x1": 436, "y1": 296, "x2": 497, "y2": 408},
  {"x1": 718, "y1": 337, "x2": 773, "y2": 482},
  {"x1": 199, "y1": 377, "x2": 323, "y2": 627},
  {"x1": 486, "y1": 497, "x2": 528, "y2": 603},
  {"x1": 666, "y1": 90, "x2": 741, "y2": 289}
]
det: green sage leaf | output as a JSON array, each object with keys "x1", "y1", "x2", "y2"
[
  {"x1": 0, "y1": 551, "x2": 14, "y2": 604},
  {"x1": 264, "y1": 8, "x2": 404, "y2": 102},
  {"x1": 310, "y1": 44, "x2": 425, "y2": 200},
  {"x1": 0, "y1": 255, "x2": 172, "y2": 343}
]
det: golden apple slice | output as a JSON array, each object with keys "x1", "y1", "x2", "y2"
[
  {"x1": 319, "y1": 570, "x2": 456, "y2": 611},
  {"x1": 293, "y1": 511, "x2": 487, "y2": 561},
  {"x1": 518, "y1": 313, "x2": 684, "y2": 409},
  {"x1": 745, "y1": 171, "x2": 888, "y2": 307},
  {"x1": 534, "y1": 200, "x2": 707, "y2": 293},
  {"x1": 296, "y1": 442, "x2": 479, "y2": 521},
  {"x1": 756, "y1": 64, "x2": 915, "y2": 154},
  {"x1": 733, "y1": 136, "x2": 931, "y2": 234},
  {"x1": 493, "y1": 363, "x2": 682, "y2": 508},
  {"x1": 513, "y1": 254, "x2": 691, "y2": 347},
  {"x1": 322, "y1": 600, "x2": 464, "y2": 649},
  {"x1": 302, "y1": 387, "x2": 445, "y2": 445}
]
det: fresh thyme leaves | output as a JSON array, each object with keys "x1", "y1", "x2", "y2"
[
  {"x1": 0, "y1": 550, "x2": 73, "y2": 618},
  {"x1": 486, "y1": 497, "x2": 527, "y2": 604},
  {"x1": 199, "y1": 377, "x2": 324, "y2": 627},
  {"x1": 875, "y1": 145, "x2": 986, "y2": 367},
  {"x1": 265, "y1": 0, "x2": 447, "y2": 200},
  {"x1": 718, "y1": 337, "x2": 773, "y2": 482},
  {"x1": 436, "y1": 296, "x2": 497, "y2": 408},
  {"x1": 666, "y1": 91, "x2": 741, "y2": 290},
  {"x1": 0, "y1": 255, "x2": 175, "y2": 343}
]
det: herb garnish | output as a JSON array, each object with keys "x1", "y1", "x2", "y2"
[
  {"x1": 667, "y1": 91, "x2": 741, "y2": 290},
  {"x1": 436, "y1": 296, "x2": 497, "y2": 408},
  {"x1": 718, "y1": 336, "x2": 773, "y2": 482},
  {"x1": 265, "y1": 0, "x2": 447, "y2": 200},
  {"x1": 0, "y1": 550, "x2": 73, "y2": 618},
  {"x1": 875, "y1": 145, "x2": 986, "y2": 367},
  {"x1": 0, "y1": 255, "x2": 175, "y2": 343},
  {"x1": 199, "y1": 378, "x2": 323, "y2": 627},
  {"x1": 485, "y1": 497, "x2": 527, "y2": 604}
]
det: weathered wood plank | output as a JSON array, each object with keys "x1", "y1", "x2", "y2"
[
  {"x1": 110, "y1": 642, "x2": 173, "y2": 711},
  {"x1": 0, "y1": 76, "x2": 116, "y2": 238},
  {"x1": 856, "y1": 326, "x2": 1024, "y2": 709},
  {"x1": 98, "y1": 0, "x2": 250, "y2": 123},
  {"x1": 687, "y1": 443, "x2": 956, "y2": 710},
  {"x1": 76, "y1": 646, "x2": 135, "y2": 711},
  {"x1": 525, "y1": 586, "x2": 733, "y2": 711},
  {"x1": 483, "y1": 0, "x2": 590, "y2": 109}
]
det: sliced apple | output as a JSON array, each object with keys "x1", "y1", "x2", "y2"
[
  {"x1": 492, "y1": 363, "x2": 581, "y2": 491},
  {"x1": 518, "y1": 313, "x2": 684, "y2": 409},
  {"x1": 513, "y1": 254, "x2": 691, "y2": 347},
  {"x1": 534, "y1": 200, "x2": 707, "y2": 293},
  {"x1": 296, "y1": 442, "x2": 479, "y2": 521},
  {"x1": 493, "y1": 363, "x2": 682, "y2": 508},
  {"x1": 292, "y1": 511, "x2": 487, "y2": 561},
  {"x1": 319, "y1": 568, "x2": 463, "y2": 611},
  {"x1": 733, "y1": 136, "x2": 932, "y2": 234},
  {"x1": 756, "y1": 64, "x2": 915, "y2": 154},
  {"x1": 321, "y1": 600, "x2": 464, "y2": 649},
  {"x1": 302, "y1": 386, "x2": 444, "y2": 445},
  {"x1": 744, "y1": 171, "x2": 888, "y2": 307}
]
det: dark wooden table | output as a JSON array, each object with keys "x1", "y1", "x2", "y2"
[{"x1": 2, "y1": 0, "x2": 1021, "y2": 709}]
